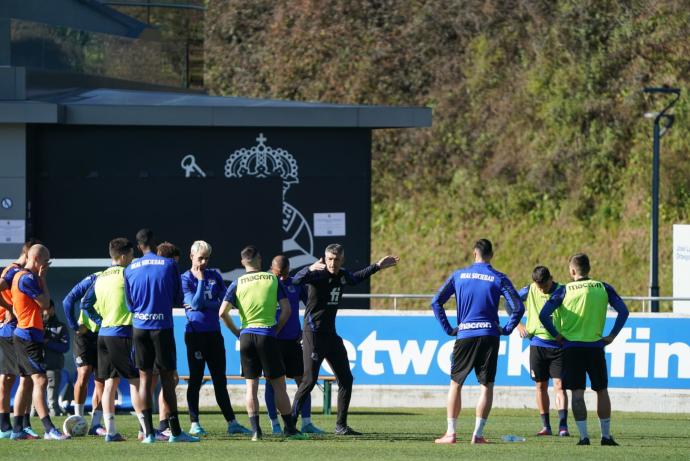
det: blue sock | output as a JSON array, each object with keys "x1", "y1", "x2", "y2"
[
  {"x1": 540, "y1": 413, "x2": 551, "y2": 430},
  {"x1": 264, "y1": 383, "x2": 278, "y2": 421},
  {"x1": 12, "y1": 416, "x2": 22, "y2": 433},
  {"x1": 558, "y1": 409, "x2": 568, "y2": 429},
  {"x1": 301, "y1": 393, "x2": 311, "y2": 419}
]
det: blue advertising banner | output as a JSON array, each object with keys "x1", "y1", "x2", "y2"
[{"x1": 173, "y1": 311, "x2": 690, "y2": 389}]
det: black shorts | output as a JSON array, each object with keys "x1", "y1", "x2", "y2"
[
  {"x1": 451, "y1": 336, "x2": 499, "y2": 385},
  {"x1": 0, "y1": 336, "x2": 18, "y2": 375},
  {"x1": 73, "y1": 331, "x2": 98, "y2": 368},
  {"x1": 530, "y1": 345, "x2": 564, "y2": 382},
  {"x1": 277, "y1": 338, "x2": 304, "y2": 378},
  {"x1": 184, "y1": 330, "x2": 225, "y2": 368},
  {"x1": 13, "y1": 336, "x2": 46, "y2": 376},
  {"x1": 133, "y1": 328, "x2": 177, "y2": 372},
  {"x1": 97, "y1": 335, "x2": 138, "y2": 380},
  {"x1": 239, "y1": 333, "x2": 285, "y2": 379},
  {"x1": 562, "y1": 347, "x2": 608, "y2": 391}
]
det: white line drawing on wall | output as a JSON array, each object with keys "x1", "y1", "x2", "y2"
[
  {"x1": 224, "y1": 133, "x2": 316, "y2": 274},
  {"x1": 181, "y1": 154, "x2": 207, "y2": 178}
]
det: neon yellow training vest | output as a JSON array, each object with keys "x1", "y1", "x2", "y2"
[
  {"x1": 79, "y1": 308, "x2": 100, "y2": 333},
  {"x1": 235, "y1": 271, "x2": 279, "y2": 329},
  {"x1": 79, "y1": 272, "x2": 101, "y2": 333},
  {"x1": 559, "y1": 279, "x2": 608, "y2": 342},
  {"x1": 93, "y1": 266, "x2": 132, "y2": 328},
  {"x1": 525, "y1": 282, "x2": 563, "y2": 341}
]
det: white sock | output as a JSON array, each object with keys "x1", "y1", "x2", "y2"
[
  {"x1": 446, "y1": 417, "x2": 456, "y2": 434},
  {"x1": 270, "y1": 418, "x2": 280, "y2": 427},
  {"x1": 104, "y1": 413, "x2": 116, "y2": 436},
  {"x1": 91, "y1": 410, "x2": 102, "y2": 428},
  {"x1": 473, "y1": 417, "x2": 487, "y2": 437},
  {"x1": 302, "y1": 417, "x2": 312, "y2": 427},
  {"x1": 74, "y1": 403, "x2": 84, "y2": 417},
  {"x1": 136, "y1": 413, "x2": 146, "y2": 434},
  {"x1": 599, "y1": 418, "x2": 611, "y2": 439},
  {"x1": 576, "y1": 419, "x2": 589, "y2": 440}
]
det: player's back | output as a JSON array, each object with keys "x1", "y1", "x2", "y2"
[
  {"x1": 124, "y1": 252, "x2": 180, "y2": 330},
  {"x1": 94, "y1": 265, "x2": 132, "y2": 328},
  {"x1": 559, "y1": 279, "x2": 609, "y2": 342},
  {"x1": 524, "y1": 282, "x2": 563, "y2": 340},
  {"x1": 234, "y1": 271, "x2": 280, "y2": 329},
  {"x1": 452, "y1": 262, "x2": 506, "y2": 338}
]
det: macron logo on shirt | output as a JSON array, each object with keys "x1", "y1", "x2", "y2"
[
  {"x1": 459, "y1": 321, "x2": 494, "y2": 330},
  {"x1": 134, "y1": 312, "x2": 165, "y2": 321},
  {"x1": 459, "y1": 272, "x2": 495, "y2": 282},
  {"x1": 129, "y1": 260, "x2": 166, "y2": 269}
]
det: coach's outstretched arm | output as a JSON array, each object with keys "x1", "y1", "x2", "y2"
[
  {"x1": 602, "y1": 283, "x2": 630, "y2": 345},
  {"x1": 539, "y1": 285, "x2": 567, "y2": 340},
  {"x1": 344, "y1": 255, "x2": 399, "y2": 285},
  {"x1": 431, "y1": 275, "x2": 458, "y2": 336},
  {"x1": 219, "y1": 299, "x2": 241, "y2": 338},
  {"x1": 499, "y1": 276, "x2": 525, "y2": 335},
  {"x1": 348, "y1": 255, "x2": 400, "y2": 284}
]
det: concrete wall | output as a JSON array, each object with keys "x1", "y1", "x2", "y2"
[{"x1": 180, "y1": 384, "x2": 690, "y2": 414}]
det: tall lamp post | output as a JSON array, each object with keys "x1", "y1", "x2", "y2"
[{"x1": 643, "y1": 87, "x2": 681, "y2": 312}]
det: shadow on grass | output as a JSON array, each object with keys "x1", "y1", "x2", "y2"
[
  {"x1": 196, "y1": 410, "x2": 418, "y2": 416},
  {"x1": 347, "y1": 411, "x2": 417, "y2": 416}
]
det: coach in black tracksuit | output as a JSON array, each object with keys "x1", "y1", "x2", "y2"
[{"x1": 290, "y1": 244, "x2": 398, "y2": 435}]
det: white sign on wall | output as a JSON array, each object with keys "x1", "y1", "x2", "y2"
[
  {"x1": 0, "y1": 219, "x2": 25, "y2": 244},
  {"x1": 672, "y1": 224, "x2": 690, "y2": 313},
  {"x1": 314, "y1": 212, "x2": 346, "y2": 237}
]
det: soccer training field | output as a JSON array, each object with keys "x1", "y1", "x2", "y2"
[{"x1": 2, "y1": 408, "x2": 688, "y2": 460}]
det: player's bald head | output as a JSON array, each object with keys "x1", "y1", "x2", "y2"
[
  {"x1": 272, "y1": 254, "x2": 289, "y2": 270},
  {"x1": 28, "y1": 244, "x2": 49, "y2": 260},
  {"x1": 271, "y1": 254, "x2": 289, "y2": 277}
]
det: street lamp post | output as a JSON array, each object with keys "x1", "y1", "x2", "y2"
[{"x1": 643, "y1": 87, "x2": 681, "y2": 312}]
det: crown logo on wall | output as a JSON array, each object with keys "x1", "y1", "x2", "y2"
[{"x1": 224, "y1": 133, "x2": 299, "y2": 197}]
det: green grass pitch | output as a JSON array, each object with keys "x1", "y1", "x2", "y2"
[{"x1": 1, "y1": 408, "x2": 688, "y2": 460}]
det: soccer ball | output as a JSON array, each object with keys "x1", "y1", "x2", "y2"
[{"x1": 63, "y1": 415, "x2": 88, "y2": 437}]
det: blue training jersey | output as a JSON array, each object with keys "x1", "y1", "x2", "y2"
[
  {"x1": 431, "y1": 262, "x2": 525, "y2": 339},
  {"x1": 124, "y1": 252, "x2": 182, "y2": 330},
  {"x1": 181, "y1": 268, "x2": 225, "y2": 333},
  {"x1": 276, "y1": 276, "x2": 306, "y2": 340},
  {"x1": 62, "y1": 273, "x2": 98, "y2": 331}
]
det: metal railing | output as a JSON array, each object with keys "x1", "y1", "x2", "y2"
[{"x1": 342, "y1": 293, "x2": 690, "y2": 312}]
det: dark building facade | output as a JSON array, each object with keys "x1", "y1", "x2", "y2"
[{"x1": 0, "y1": 0, "x2": 431, "y2": 309}]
